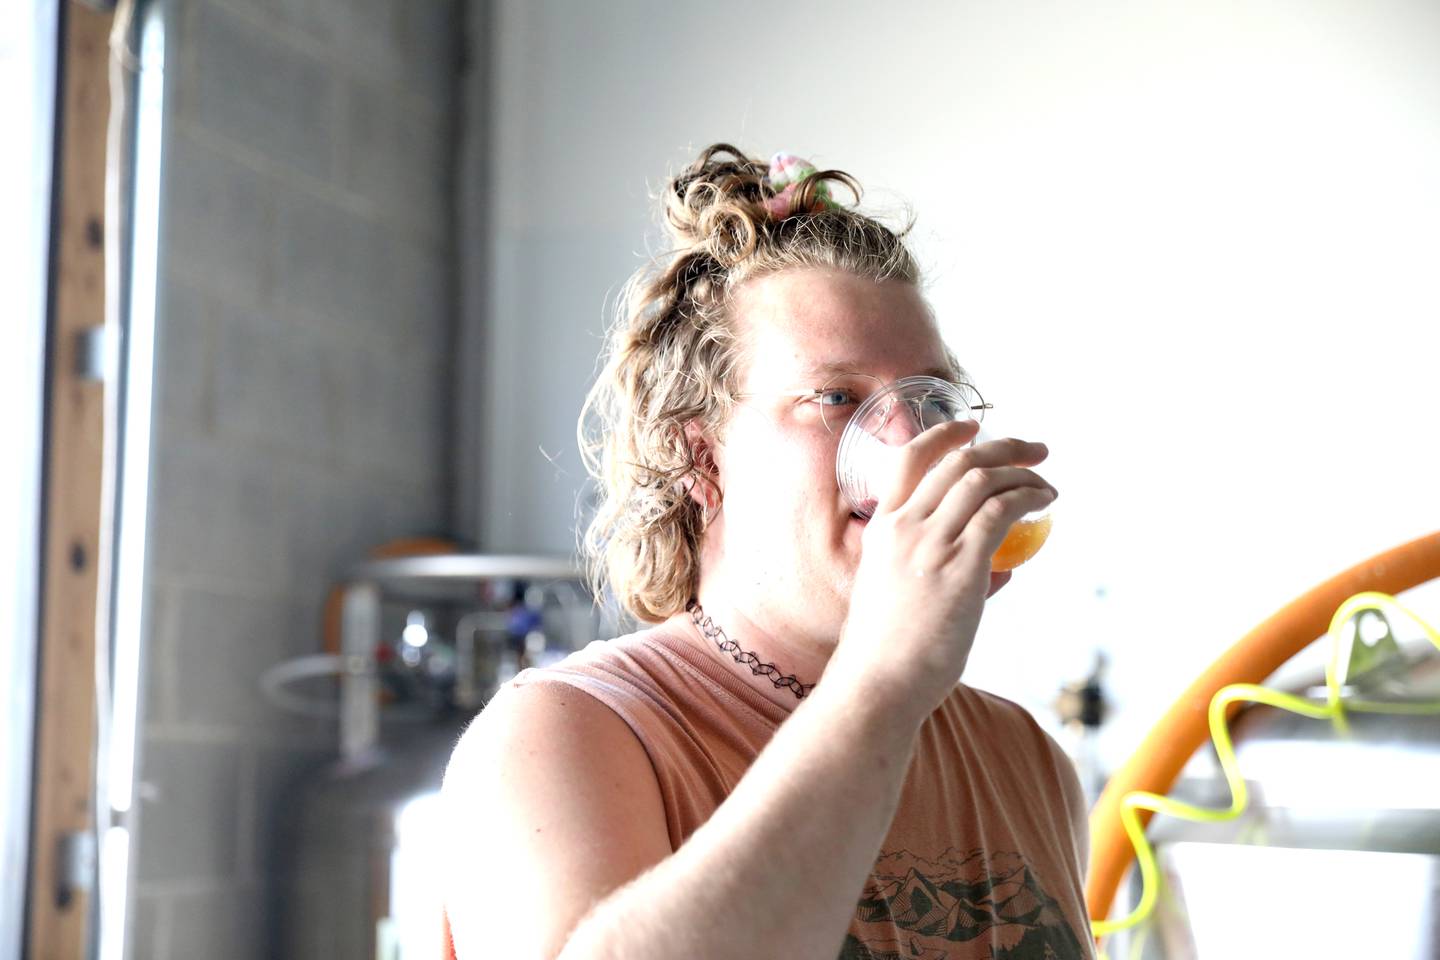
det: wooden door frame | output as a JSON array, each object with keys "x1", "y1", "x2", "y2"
[{"x1": 29, "y1": 2, "x2": 117, "y2": 957}]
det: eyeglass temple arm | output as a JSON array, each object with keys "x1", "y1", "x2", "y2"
[{"x1": 732, "y1": 389, "x2": 826, "y2": 400}]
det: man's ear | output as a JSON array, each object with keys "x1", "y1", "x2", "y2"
[{"x1": 682, "y1": 419, "x2": 721, "y2": 511}]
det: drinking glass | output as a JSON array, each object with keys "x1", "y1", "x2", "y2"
[{"x1": 835, "y1": 375, "x2": 1052, "y2": 571}]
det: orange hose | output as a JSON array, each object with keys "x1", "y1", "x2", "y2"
[{"x1": 1086, "y1": 529, "x2": 1440, "y2": 928}]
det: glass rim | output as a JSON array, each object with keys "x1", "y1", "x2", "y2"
[{"x1": 827, "y1": 374, "x2": 987, "y2": 436}]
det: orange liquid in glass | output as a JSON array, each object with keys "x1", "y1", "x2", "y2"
[{"x1": 991, "y1": 514, "x2": 1053, "y2": 572}]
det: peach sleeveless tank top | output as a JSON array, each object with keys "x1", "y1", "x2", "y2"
[{"x1": 509, "y1": 629, "x2": 1095, "y2": 959}]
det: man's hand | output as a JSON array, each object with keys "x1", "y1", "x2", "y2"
[{"x1": 824, "y1": 419, "x2": 1057, "y2": 719}]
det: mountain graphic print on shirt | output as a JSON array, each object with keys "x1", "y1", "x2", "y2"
[{"x1": 842, "y1": 848, "x2": 1087, "y2": 960}]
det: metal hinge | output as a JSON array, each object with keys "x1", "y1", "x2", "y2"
[
  {"x1": 55, "y1": 831, "x2": 96, "y2": 909},
  {"x1": 74, "y1": 326, "x2": 110, "y2": 383}
]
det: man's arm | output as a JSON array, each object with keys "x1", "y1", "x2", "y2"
[{"x1": 440, "y1": 673, "x2": 924, "y2": 960}]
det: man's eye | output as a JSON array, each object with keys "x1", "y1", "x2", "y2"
[
  {"x1": 817, "y1": 389, "x2": 857, "y2": 406},
  {"x1": 923, "y1": 397, "x2": 952, "y2": 416}
]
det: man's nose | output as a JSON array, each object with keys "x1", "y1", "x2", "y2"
[{"x1": 876, "y1": 401, "x2": 926, "y2": 447}]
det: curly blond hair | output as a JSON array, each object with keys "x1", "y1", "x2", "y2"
[{"x1": 577, "y1": 143, "x2": 960, "y2": 623}]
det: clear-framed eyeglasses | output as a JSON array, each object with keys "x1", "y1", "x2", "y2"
[{"x1": 737, "y1": 373, "x2": 991, "y2": 435}]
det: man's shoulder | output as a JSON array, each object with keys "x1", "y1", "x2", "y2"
[
  {"x1": 950, "y1": 683, "x2": 1069, "y2": 760},
  {"x1": 953, "y1": 681, "x2": 1037, "y2": 725},
  {"x1": 501, "y1": 625, "x2": 703, "y2": 721},
  {"x1": 520, "y1": 624, "x2": 680, "y2": 680}
]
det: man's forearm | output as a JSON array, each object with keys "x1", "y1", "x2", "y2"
[{"x1": 557, "y1": 679, "x2": 924, "y2": 960}]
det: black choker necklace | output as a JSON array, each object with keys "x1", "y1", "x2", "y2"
[{"x1": 687, "y1": 599, "x2": 816, "y2": 700}]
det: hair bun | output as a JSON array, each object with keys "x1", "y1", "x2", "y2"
[
  {"x1": 661, "y1": 144, "x2": 862, "y2": 266},
  {"x1": 662, "y1": 144, "x2": 771, "y2": 263}
]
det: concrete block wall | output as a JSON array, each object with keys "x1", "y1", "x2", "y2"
[{"x1": 131, "y1": 1, "x2": 458, "y2": 957}]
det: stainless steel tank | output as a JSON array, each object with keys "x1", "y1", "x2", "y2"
[{"x1": 271, "y1": 555, "x2": 609, "y2": 959}]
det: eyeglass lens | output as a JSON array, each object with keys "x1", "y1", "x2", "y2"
[{"x1": 821, "y1": 375, "x2": 983, "y2": 435}]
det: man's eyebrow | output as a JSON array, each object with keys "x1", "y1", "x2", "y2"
[{"x1": 803, "y1": 360, "x2": 957, "y2": 380}]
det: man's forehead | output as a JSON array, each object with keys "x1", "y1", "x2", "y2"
[
  {"x1": 800, "y1": 359, "x2": 956, "y2": 381},
  {"x1": 732, "y1": 270, "x2": 950, "y2": 381}
]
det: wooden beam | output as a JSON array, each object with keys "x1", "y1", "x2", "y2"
[{"x1": 29, "y1": 3, "x2": 114, "y2": 957}]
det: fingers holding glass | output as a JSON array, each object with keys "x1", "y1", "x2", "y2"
[{"x1": 931, "y1": 471, "x2": 1057, "y2": 571}]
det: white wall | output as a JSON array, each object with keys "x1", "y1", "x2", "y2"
[{"x1": 463, "y1": 0, "x2": 1440, "y2": 771}]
